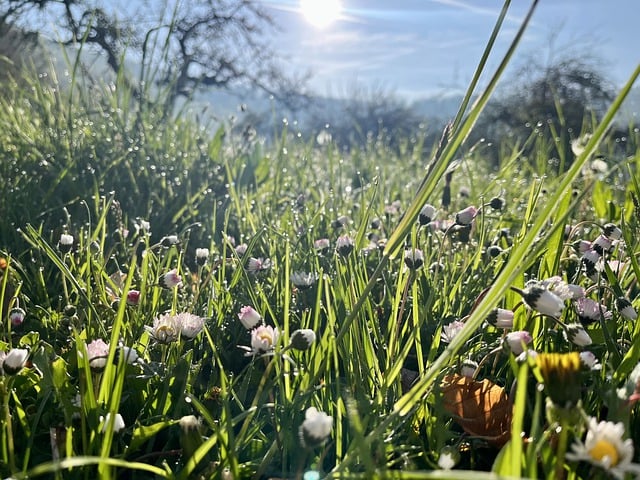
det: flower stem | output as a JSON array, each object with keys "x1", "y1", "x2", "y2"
[
  {"x1": 1, "y1": 378, "x2": 16, "y2": 474},
  {"x1": 554, "y1": 418, "x2": 569, "y2": 480}
]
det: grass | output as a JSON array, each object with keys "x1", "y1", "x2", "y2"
[{"x1": 1, "y1": 1, "x2": 640, "y2": 478}]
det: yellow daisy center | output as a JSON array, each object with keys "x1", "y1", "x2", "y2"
[
  {"x1": 589, "y1": 439, "x2": 619, "y2": 467},
  {"x1": 258, "y1": 332, "x2": 273, "y2": 344}
]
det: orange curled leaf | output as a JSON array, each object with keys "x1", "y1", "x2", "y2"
[{"x1": 441, "y1": 374, "x2": 512, "y2": 446}]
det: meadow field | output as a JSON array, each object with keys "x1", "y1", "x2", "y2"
[{"x1": 1, "y1": 3, "x2": 640, "y2": 479}]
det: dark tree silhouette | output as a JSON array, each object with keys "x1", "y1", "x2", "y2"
[
  {"x1": 0, "y1": 0, "x2": 308, "y2": 107},
  {"x1": 475, "y1": 54, "x2": 615, "y2": 168}
]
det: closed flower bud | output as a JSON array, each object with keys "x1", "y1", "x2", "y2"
[
  {"x1": 520, "y1": 285, "x2": 565, "y2": 318},
  {"x1": 335, "y1": 235, "x2": 354, "y2": 257},
  {"x1": 486, "y1": 245, "x2": 503, "y2": 258},
  {"x1": 159, "y1": 269, "x2": 182, "y2": 289},
  {"x1": 58, "y1": 234, "x2": 74, "y2": 253},
  {"x1": 126, "y1": 290, "x2": 141, "y2": 306},
  {"x1": 314, "y1": 238, "x2": 330, "y2": 254},
  {"x1": 579, "y1": 351, "x2": 600, "y2": 370},
  {"x1": 616, "y1": 297, "x2": 637, "y2": 320},
  {"x1": 1, "y1": 348, "x2": 29, "y2": 375},
  {"x1": 246, "y1": 257, "x2": 271, "y2": 273},
  {"x1": 582, "y1": 249, "x2": 601, "y2": 266},
  {"x1": 460, "y1": 359, "x2": 478, "y2": 378},
  {"x1": 100, "y1": 413, "x2": 125, "y2": 433},
  {"x1": 332, "y1": 215, "x2": 350, "y2": 229},
  {"x1": 486, "y1": 308, "x2": 514, "y2": 329},
  {"x1": 299, "y1": 407, "x2": 333, "y2": 448},
  {"x1": 291, "y1": 272, "x2": 318, "y2": 290},
  {"x1": 290, "y1": 329, "x2": 316, "y2": 351},
  {"x1": 160, "y1": 235, "x2": 180, "y2": 247},
  {"x1": 403, "y1": 248, "x2": 424, "y2": 270},
  {"x1": 455, "y1": 206, "x2": 477, "y2": 226},
  {"x1": 603, "y1": 223, "x2": 622, "y2": 240},
  {"x1": 504, "y1": 331, "x2": 532, "y2": 355},
  {"x1": 592, "y1": 234, "x2": 612, "y2": 256},
  {"x1": 564, "y1": 323, "x2": 592, "y2": 347},
  {"x1": 195, "y1": 248, "x2": 209, "y2": 266},
  {"x1": 438, "y1": 445, "x2": 460, "y2": 470},
  {"x1": 118, "y1": 346, "x2": 142, "y2": 365},
  {"x1": 179, "y1": 415, "x2": 203, "y2": 460},
  {"x1": 9, "y1": 307, "x2": 25, "y2": 327},
  {"x1": 419, "y1": 204, "x2": 437, "y2": 225},
  {"x1": 87, "y1": 339, "x2": 110, "y2": 372},
  {"x1": 573, "y1": 239, "x2": 592, "y2": 255},
  {"x1": 238, "y1": 306, "x2": 262, "y2": 330}
]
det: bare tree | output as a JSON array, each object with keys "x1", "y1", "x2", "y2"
[
  {"x1": 0, "y1": 19, "x2": 45, "y2": 82},
  {"x1": 1, "y1": 0, "x2": 308, "y2": 107}
]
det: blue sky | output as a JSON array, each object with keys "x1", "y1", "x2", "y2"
[{"x1": 261, "y1": 0, "x2": 639, "y2": 100}]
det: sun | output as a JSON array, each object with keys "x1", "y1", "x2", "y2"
[{"x1": 299, "y1": 0, "x2": 342, "y2": 29}]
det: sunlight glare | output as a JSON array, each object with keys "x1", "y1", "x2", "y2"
[{"x1": 300, "y1": 0, "x2": 342, "y2": 29}]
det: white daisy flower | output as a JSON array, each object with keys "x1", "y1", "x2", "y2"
[{"x1": 567, "y1": 418, "x2": 640, "y2": 479}]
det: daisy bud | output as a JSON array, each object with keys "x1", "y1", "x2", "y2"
[
  {"x1": 564, "y1": 323, "x2": 592, "y2": 347},
  {"x1": 579, "y1": 351, "x2": 600, "y2": 370},
  {"x1": 455, "y1": 206, "x2": 477, "y2": 226},
  {"x1": 460, "y1": 359, "x2": 478, "y2": 378},
  {"x1": 486, "y1": 245, "x2": 503, "y2": 258},
  {"x1": 126, "y1": 290, "x2": 141, "y2": 306},
  {"x1": 573, "y1": 239, "x2": 592, "y2": 255},
  {"x1": 616, "y1": 297, "x2": 637, "y2": 320},
  {"x1": 160, "y1": 235, "x2": 179, "y2": 247},
  {"x1": 504, "y1": 331, "x2": 532, "y2": 355},
  {"x1": 291, "y1": 272, "x2": 318, "y2": 290},
  {"x1": 58, "y1": 234, "x2": 74, "y2": 253},
  {"x1": 516, "y1": 349, "x2": 538, "y2": 363},
  {"x1": 403, "y1": 248, "x2": 424, "y2": 270},
  {"x1": 332, "y1": 215, "x2": 350, "y2": 229},
  {"x1": 314, "y1": 238, "x2": 330, "y2": 254},
  {"x1": 335, "y1": 235, "x2": 354, "y2": 257},
  {"x1": 520, "y1": 285, "x2": 565, "y2": 318},
  {"x1": 290, "y1": 329, "x2": 317, "y2": 351},
  {"x1": 9, "y1": 307, "x2": 25, "y2": 327},
  {"x1": 118, "y1": 346, "x2": 142, "y2": 365},
  {"x1": 195, "y1": 248, "x2": 209, "y2": 266},
  {"x1": 419, "y1": 204, "x2": 437, "y2": 225},
  {"x1": 87, "y1": 339, "x2": 110, "y2": 372},
  {"x1": 237, "y1": 306, "x2": 262, "y2": 330},
  {"x1": 2, "y1": 348, "x2": 29, "y2": 375},
  {"x1": 299, "y1": 407, "x2": 333, "y2": 448},
  {"x1": 592, "y1": 234, "x2": 612, "y2": 256},
  {"x1": 179, "y1": 415, "x2": 203, "y2": 460},
  {"x1": 159, "y1": 269, "x2": 182, "y2": 289},
  {"x1": 438, "y1": 445, "x2": 460, "y2": 470},
  {"x1": 100, "y1": 413, "x2": 125, "y2": 433},
  {"x1": 235, "y1": 243, "x2": 248, "y2": 256},
  {"x1": 603, "y1": 223, "x2": 622, "y2": 240},
  {"x1": 486, "y1": 308, "x2": 514, "y2": 329},
  {"x1": 582, "y1": 249, "x2": 601, "y2": 266},
  {"x1": 246, "y1": 257, "x2": 271, "y2": 273}
]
